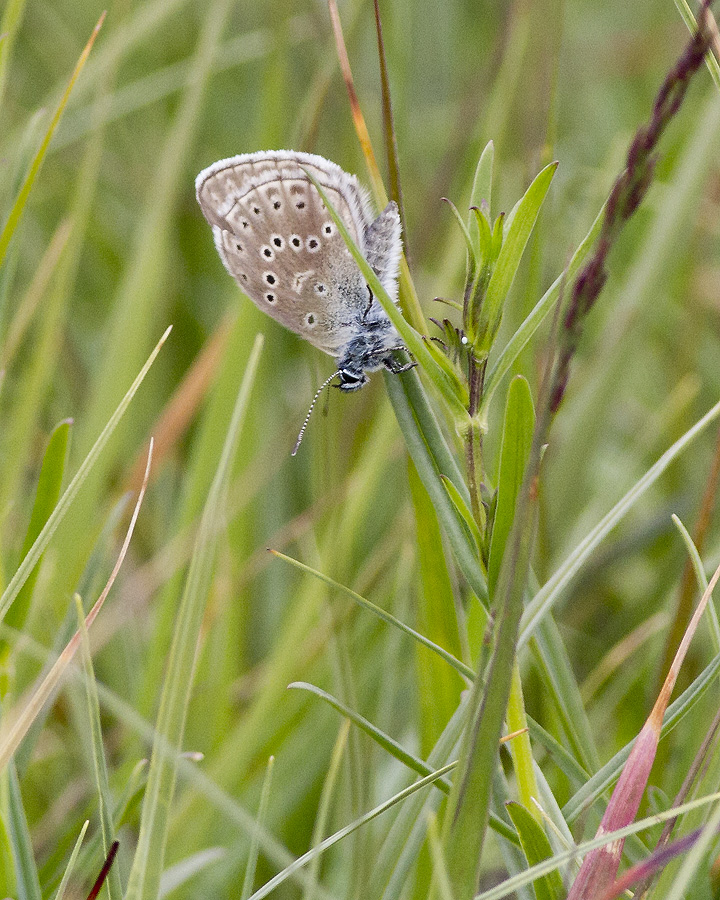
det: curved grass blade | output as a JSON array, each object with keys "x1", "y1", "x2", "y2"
[
  {"x1": 54, "y1": 821, "x2": 89, "y2": 900},
  {"x1": 562, "y1": 646, "x2": 720, "y2": 823},
  {"x1": 289, "y1": 682, "x2": 454, "y2": 793},
  {"x1": 671, "y1": 513, "x2": 720, "y2": 651},
  {"x1": 519, "y1": 393, "x2": 720, "y2": 647},
  {"x1": 0, "y1": 326, "x2": 171, "y2": 626},
  {"x1": 0, "y1": 13, "x2": 104, "y2": 268},
  {"x1": 476, "y1": 789, "x2": 720, "y2": 900},
  {"x1": 246, "y1": 762, "x2": 456, "y2": 900},
  {"x1": 270, "y1": 551, "x2": 474, "y2": 680}
]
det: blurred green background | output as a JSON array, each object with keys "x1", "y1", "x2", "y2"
[{"x1": 2, "y1": 0, "x2": 720, "y2": 896}]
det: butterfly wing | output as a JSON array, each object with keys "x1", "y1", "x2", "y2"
[{"x1": 196, "y1": 150, "x2": 378, "y2": 355}]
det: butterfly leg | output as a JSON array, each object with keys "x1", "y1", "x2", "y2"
[{"x1": 380, "y1": 347, "x2": 417, "y2": 375}]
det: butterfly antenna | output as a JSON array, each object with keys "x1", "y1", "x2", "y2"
[{"x1": 292, "y1": 371, "x2": 341, "y2": 456}]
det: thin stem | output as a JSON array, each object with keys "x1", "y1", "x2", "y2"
[{"x1": 466, "y1": 353, "x2": 487, "y2": 531}]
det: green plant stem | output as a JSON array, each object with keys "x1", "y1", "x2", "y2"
[{"x1": 466, "y1": 353, "x2": 487, "y2": 530}]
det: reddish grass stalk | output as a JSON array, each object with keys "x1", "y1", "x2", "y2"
[{"x1": 567, "y1": 557, "x2": 720, "y2": 899}]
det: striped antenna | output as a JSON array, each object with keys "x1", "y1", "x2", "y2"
[{"x1": 292, "y1": 371, "x2": 341, "y2": 456}]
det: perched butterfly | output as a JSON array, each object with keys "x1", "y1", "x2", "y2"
[{"x1": 195, "y1": 150, "x2": 414, "y2": 395}]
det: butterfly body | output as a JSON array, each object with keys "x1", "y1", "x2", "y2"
[{"x1": 195, "y1": 150, "x2": 406, "y2": 390}]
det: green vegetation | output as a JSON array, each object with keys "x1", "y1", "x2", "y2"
[{"x1": 1, "y1": 1, "x2": 720, "y2": 898}]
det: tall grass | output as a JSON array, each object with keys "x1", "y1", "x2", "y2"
[{"x1": 1, "y1": 1, "x2": 720, "y2": 899}]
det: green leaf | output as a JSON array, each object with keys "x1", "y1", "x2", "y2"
[
  {"x1": 480, "y1": 203, "x2": 604, "y2": 426},
  {"x1": 124, "y1": 334, "x2": 262, "y2": 900},
  {"x1": 487, "y1": 376, "x2": 535, "y2": 597},
  {"x1": 471, "y1": 206, "x2": 494, "y2": 271},
  {"x1": 443, "y1": 196, "x2": 477, "y2": 273},
  {"x1": 476, "y1": 162, "x2": 558, "y2": 354},
  {"x1": 469, "y1": 141, "x2": 495, "y2": 231},
  {"x1": 2, "y1": 419, "x2": 71, "y2": 650},
  {"x1": 440, "y1": 474, "x2": 483, "y2": 553},
  {"x1": 410, "y1": 464, "x2": 467, "y2": 751},
  {"x1": 491, "y1": 211, "x2": 505, "y2": 262},
  {"x1": 506, "y1": 802, "x2": 565, "y2": 900}
]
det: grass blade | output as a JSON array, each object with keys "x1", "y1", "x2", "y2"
[
  {"x1": 74, "y1": 596, "x2": 123, "y2": 900},
  {"x1": 0, "y1": 13, "x2": 104, "y2": 268},
  {"x1": 0, "y1": 326, "x2": 171, "y2": 626},
  {"x1": 271, "y1": 550, "x2": 473, "y2": 680},
  {"x1": 124, "y1": 335, "x2": 262, "y2": 900},
  {"x1": 519, "y1": 393, "x2": 720, "y2": 647},
  {"x1": 241, "y1": 756, "x2": 275, "y2": 900}
]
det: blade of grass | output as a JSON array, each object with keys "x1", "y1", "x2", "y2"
[
  {"x1": 563, "y1": 645, "x2": 720, "y2": 823},
  {"x1": 476, "y1": 790, "x2": 720, "y2": 900},
  {"x1": 373, "y1": 0, "x2": 406, "y2": 238},
  {"x1": 0, "y1": 326, "x2": 170, "y2": 626},
  {"x1": 519, "y1": 393, "x2": 720, "y2": 647},
  {"x1": 0, "y1": 13, "x2": 104, "y2": 268},
  {"x1": 247, "y1": 763, "x2": 457, "y2": 900},
  {"x1": 0, "y1": 441, "x2": 153, "y2": 770},
  {"x1": 54, "y1": 821, "x2": 89, "y2": 900},
  {"x1": 124, "y1": 335, "x2": 262, "y2": 900},
  {"x1": 74, "y1": 595, "x2": 123, "y2": 900},
  {"x1": 671, "y1": 514, "x2": 720, "y2": 651},
  {"x1": 241, "y1": 756, "x2": 275, "y2": 900},
  {"x1": 0, "y1": 418, "x2": 71, "y2": 661},
  {"x1": 301, "y1": 722, "x2": 349, "y2": 900},
  {"x1": 383, "y1": 368, "x2": 489, "y2": 606},
  {"x1": 4, "y1": 761, "x2": 41, "y2": 900},
  {"x1": 289, "y1": 682, "x2": 454, "y2": 793},
  {"x1": 480, "y1": 204, "x2": 604, "y2": 426},
  {"x1": 271, "y1": 551, "x2": 474, "y2": 680}
]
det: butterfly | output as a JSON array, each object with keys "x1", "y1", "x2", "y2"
[{"x1": 195, "y1": 150, "x2": 414, "y2": 394}]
